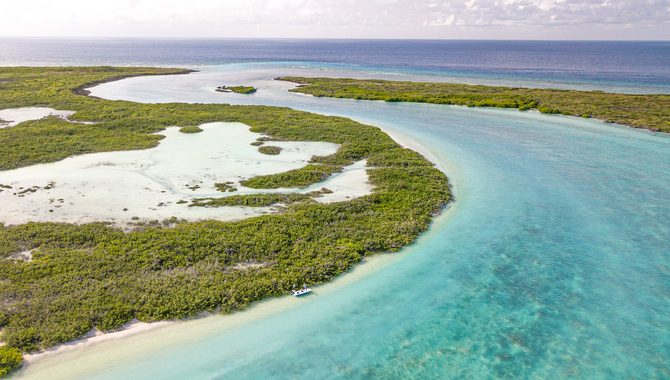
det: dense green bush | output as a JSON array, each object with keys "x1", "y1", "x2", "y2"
[
  {"x1": 258, "y1": 145, "x2": 282, "y2": 155},
  {"x1": 229, "y1": 86, "x2": 257, "y2": 94},
  {"x1": 214, "y1": 182, "x2": 237, "y2": 192},
  {"x1": 179, "y1": 126, "x2": 203, "y2": 133},
  {"x1": 190, "y1": 192, "x2": 316, "y2": 207},
  {"x1": 538, "y1": 105, "x2": 561, "y2": 114},
  {"x1": 241, "y1": 164, "x2": 342, "y2": 188},
  {"x1": 0, "y1": 346, "x2": 22, "y2": 376},
  {"x1": 99, "y1": 304, "x2": 135, "y2": 331}
]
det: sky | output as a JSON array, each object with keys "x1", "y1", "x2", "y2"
[{"x1": 1, "y1": 0, "x2": 669, "y2": 40}]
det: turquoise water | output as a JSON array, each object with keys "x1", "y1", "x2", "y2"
[{"x1": 14, "y1": 65, "x2": 670, "y2": 379}]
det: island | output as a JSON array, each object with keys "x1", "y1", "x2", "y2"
[
  {"x1": 216, "y1": 85, "x2": 257, "y2": 94},
  {"x1": 0, "y1": 67, "x2": 451, "y2": 376},
  {"x1": 179, "y1": 125, "x2": 204, "y2": 133},
  {"x1": 278, "y1": 77, "x2": 670, "y2": 133},
  {"x1": 258, "y1": 145, "x2": 283, "y2": 155}
]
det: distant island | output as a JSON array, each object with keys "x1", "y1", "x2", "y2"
[
  {"x1": 0, "y1": 67, "x2": 451, "y2": 376},
  {"x1": 278, "y1": 77, "x2": 670, "y2": 133},
  {"x1": 216, "y1": 85, "x2": 257, "y2": 94}
]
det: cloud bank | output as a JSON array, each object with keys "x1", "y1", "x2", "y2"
[{"x1": 1, "y1": 0, "x2": 669, "y2": 39}]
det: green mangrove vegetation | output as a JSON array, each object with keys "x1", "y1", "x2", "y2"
[
  {"x1": 0, "y1": 66, "x2": 451, "y2": 372},
  {"x1": 229, "y1": 86, "x2": 257, "y2": 94},
  {"x1": 216, "y1": 86, "x2": 257, "y2": 94},
  {"x1": 240, "y1": 164, "x2": 343, "y2": 189},
  {"x1": 280, "y1": 77, "x2": 670, "y2": 133},
  {"x1": 214, "y1": 182, "x2": 238, "y2": 193},
  {"x1": 258, "y1": 145, "x2": 283, "y2": 155},
  {"x1": 179, "y1": 126, "x2": 203, "y2": 133},
  {"x1": 190, "y1": 191, "x2": 327, "y2": 207},
  {"x1": 0, "y1": 346, "x2": 22, "y2": 376}
]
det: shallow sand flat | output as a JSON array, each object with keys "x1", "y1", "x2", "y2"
[
  {"x1": 0, "y1": 122, "x2": 373, "y2": 229},
  {"x1": 0, "y1": 107, "x2": 76, "y2": 128},
  {"x1": 310, "y1": 160, "x2": 374, "y2": 203}
]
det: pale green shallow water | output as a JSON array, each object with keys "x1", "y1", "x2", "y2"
[{"x1": 14, "y1": 65, "x2": 670, "y2": 379}]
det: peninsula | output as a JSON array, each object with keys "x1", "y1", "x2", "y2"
[
  {"x1": 0, "y1": 67, "x2": 451, "y2": 376},
  {"x1": 279, "y1": 77, "x2": 670, "y2": 133}
]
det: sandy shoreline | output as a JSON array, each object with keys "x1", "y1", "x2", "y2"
[
  {"x1": 15, "y1": 202, "x2": 462, "y2": 379},
  {"x1": 23, "y1": 320, "x2": 172, "y2": 363},
  {"x1": 16, "y1": 249, "x2": 412, "y2": 375}
]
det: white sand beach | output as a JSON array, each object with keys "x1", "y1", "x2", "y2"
[
  {"x1": 18, "y1": 248, "x2": 412, "y2": 377},
  {"x1": 22, "y1": 320, "x2": 171, "y2": 364}
]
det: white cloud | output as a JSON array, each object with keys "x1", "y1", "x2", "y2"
[
  {"x1": 0, "y1": 0, "x2": 668, "y2": 39},
  {"x1": 426, "y1": 14, "x2": 456, "y2": 26}
]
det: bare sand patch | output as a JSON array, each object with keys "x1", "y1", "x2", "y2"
[
  {"x1": 0, "y1": 107, "x2": 77, "y2": 128},
  {"x1": 311, "y1": 160, "x2": 374, "y2": 203},
  {"x1": 5, "y1": 249, "x2": 34, "y2": 262}
]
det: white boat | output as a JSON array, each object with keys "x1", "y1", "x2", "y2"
[{"x1": 292, "y1": 285, "x2": 311, "y2": 296}]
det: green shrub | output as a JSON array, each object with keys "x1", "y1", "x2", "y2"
[
  {"x1": 191, "y1": 192, "x2": 314, "y2": 207},
  {"x1": 538, "y1": 105, "x2": 561, "y2": 114},
  {"x1": 241, "y1": 164, "x2": 342, "y2": 189},
  {"x1": 100, "y1": 305, "x2": 134, "y2": 331},
  {"x1": 228, "y1": 86, "x2": 257, "y2": 94},
  {"x1": 179, "y1": 126, "x2": 203, "y2": 133},
  {"x1": 3, "y1": 327, "x2": 39, "y2": 352},
  {"x1": 0, "y1": 346, "x2": 22, "y2": 377},
  {"x1": 258, "y1": 146, "x2": 282, "y2": 155},
  {"x1": 215, "y1": 182, "x2": 236, "y2": 192}
]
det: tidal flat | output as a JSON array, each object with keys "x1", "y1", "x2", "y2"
[{"x1": 0, "y1": 121, "x2": 375, "y2": 229}]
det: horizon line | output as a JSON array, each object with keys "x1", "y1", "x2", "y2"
[{"x1": 1, "y1": 36, "x2": 669, "y2": 42}]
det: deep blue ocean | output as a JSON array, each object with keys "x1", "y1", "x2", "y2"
[
  {"x1": 2, "y1": 38, "x2": 670, "y2": 93},
  {"x1": 2, "y1": 39, "x2": 669, "y2": 380}
]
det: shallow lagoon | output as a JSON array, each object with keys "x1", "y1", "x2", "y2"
[{"x1": 14, "y1": 65, "x2": 670, "y2": 379}]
